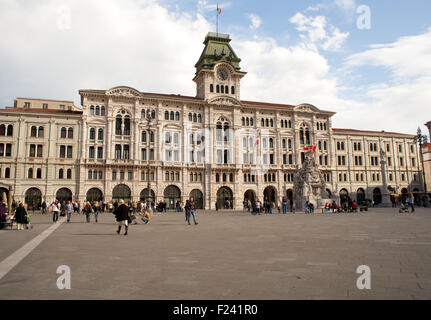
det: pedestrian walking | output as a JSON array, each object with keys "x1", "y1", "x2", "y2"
[
  {"x1": 66, "y1": 200, "x2": 73, "y2": 223},
  {"x1": 185, "y1": 197, "x2": 198, "y2": 225},
  {"x1": 84, "y1": 202, "x2": 92, "y2": 223},
  {"x1": 282, "y1": 198, "x2": 288, "y2": 214},
  {"x1": 15, "y1": 203, "x2": 27, "y2": 230},
  {"x1": 114, "y1": 200, "x2": 130, "y2": 235},
  {"x1": 51, "y1": 201, "x2": 59, "y2": 223}
]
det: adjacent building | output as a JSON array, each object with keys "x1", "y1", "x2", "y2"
[{"x1": 0, "y1": 33, "x2": 423, "y2": 210}]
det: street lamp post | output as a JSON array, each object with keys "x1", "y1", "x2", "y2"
[{"x1": 414, "y1": 127, "x2": 428, "y2": 205}]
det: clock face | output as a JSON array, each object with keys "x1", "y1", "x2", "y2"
[{"x1": 217, "y1": 69, "x2": 229, "y2": 81}]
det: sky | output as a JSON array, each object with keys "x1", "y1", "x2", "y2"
[{"x1": 0, "y1": 0, "x2": 430, "y2": 136}]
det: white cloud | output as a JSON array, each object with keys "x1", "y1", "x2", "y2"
[
  {"x1": 289, "y1": 12, "x2": 349, "y2": 51},
  {"x1": 345, "y1": 28, "x2": 431, "y2": 79},
  {"x1": 0, "y1": 0, "x2": 211, "y2": 106},
  {"x1": 0, "y1": 0, "x2": 427, "y2": 135},
  {"x1": 248, "y1": 13, "x2": 262, "y2": 30},
  {"x1": 334, "y1": 0, "x2": 356, "y2": 12}
]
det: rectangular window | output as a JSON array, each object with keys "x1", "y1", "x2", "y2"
[
  {"x1": 59, "y1": 104, "x2": 65, "y2": 110},
  {"x1": 120, "y1": 171, "x2": 125, "y2": 180},
  {"x1": 42, "y1": 103, "x2": 48, "y2": 109},
  {"x1": 29, "y1": 144, "x2": 36, "y2": 157},
  {"x1": 217, "y1": 150, "x2": 223, "y2": 164},
  {"x1": 128, "y1": 171, "x2": 133, "y2": 181},
  {"x1": 37, "y1": 145, "x2": 43, "y2": 158},
  {"x1": 89, "y1": 147, "x2": 95, "y2": 159},
  {"x1": 149, "y1": 149, "x2": 154, "y2": 161},
  {"x1": 112, "y1": 171, "x2": 117, "y2": 180},
  {"x1": 97, "y1": 147, "x2": 103, "y2": 159},
  {"x1": 60, "y1": 146, "x2": 66, "y2": 158},
  {"x1": 67, "y1": 146, "x2": 72, "y2": 158},
  {"x1": 141, "y1": 149, "x2": 147, "y2": 161},
  {"x1": 174, "y1": 150, "x2": 179, "y2": 162}
]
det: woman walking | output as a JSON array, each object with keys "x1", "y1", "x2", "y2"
[
  {"x1": 114, "y1": 200, "x2": 130, "y2": 235},
  {"x1": 51, "y1": 201, "x2": 59, "y2": 223},
  {"x1": 15, "y1": 203, "x2": 27, "y2": 230}
]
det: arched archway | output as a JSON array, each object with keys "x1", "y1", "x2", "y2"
[
  {"x1": 325, "y1": 189, "x2": 332, "y2": 199},
  {"x1": 357, "y1": 188, "x2": 366, "y2": 205},
  {"x1": 86, "y1": 188, "x2": 103, "y2": 202},
  {"x1": 140, "y1": 188, "x2": 155, "y2": 203},
  {"x1": 112, "y1": 184, "x2": 131, "y2": 202},
  {"x1": 164, "y1": 185, "x2": 181, "y2": 210},
  {"x1": 217, "y1": 187, "x2": 233, "y2": 209},
  {"x1": 190, "y1": 189, "x2": 204, "y2": 209},
  {"x1": 244, "y1": 190, "x2": 256, "y2": 203},
  {"x1": 0, "y1": 187, "x2": 9, "y2": 204},
  {"x1": 25, "y1": 188, "x2": 42, "y2": 210},
  {"x1": 286, "y1": 189, "x2": 293, "y2": 201},
  {"x1": 56, "y1": 188, "x2": 72, "y2": 203},
  {"x1": 373, "y1": 188, "x2": 382, "y2": 204},
  {"x1": 339, "y1": 189, "x2": 349, "y2": 205},
  {"x1": 264, "y1": 186, "x2": 277, "y2": 203}
]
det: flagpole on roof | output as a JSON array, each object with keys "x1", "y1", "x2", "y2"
[{"x1": 216, "y1": 3, "x2": 219, "y2": 36}]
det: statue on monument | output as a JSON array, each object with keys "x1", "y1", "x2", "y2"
[{"x1": 293, "y1": 149, "x2": 330, "y2": 211}]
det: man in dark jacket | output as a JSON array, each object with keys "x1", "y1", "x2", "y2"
[
  {"x1": 114, "y1": 200, "x2": 130, "y2": 235},
  {"x1": 15, "y1": 203, "x2": 27, "y2": 230}
]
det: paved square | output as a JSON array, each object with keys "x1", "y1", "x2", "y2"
[{"x1": 1, "y1": 208, "x2": 431, "y2": 300}]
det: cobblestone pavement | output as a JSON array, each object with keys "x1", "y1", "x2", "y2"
[{"x1": 0, "y1": 208, "x2": 431, "y2": 300}]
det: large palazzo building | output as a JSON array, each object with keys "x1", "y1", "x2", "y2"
[{"x1": 0, "y1": 33, "x2": 424, "y2": 210}]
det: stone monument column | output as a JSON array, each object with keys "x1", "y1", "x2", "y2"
[{"x1": 380, "y1": 148, "x2": 392, "y2": 207}]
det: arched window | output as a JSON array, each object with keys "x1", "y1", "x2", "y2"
[
  {"x1": 68, "y1": 128, "x2": 73, "y2": 139},
  {"x1": 59, "y1": 169, "x2": 64, "y2": 179},
  {"x1": 5, "y1": 168, "x2": 10, "y2": 178},
  {"x1": 270, "y1": 119, "x2": 274, "y2": 127},
  {"x1": 216, "y1": 85, "x2": 220, "y2": 93},
  {"x1": 95, "y1": 106, "x2": 100, "y2": 115},
  {"x1": 225, "y1": 86, "x2": 229, "y2": 94},
  {"x1": 261, "y1": 119, "x2": 264, "y2": 127},
  {"x1": 37, "y1": 168, "x2": 42, "y2": 179},
  {"x1": 188, "y1": 113, "x2": 192, "y2": 121},
  {"x1": 67, "y1": 169, "x2": 72, "y2": 179},
  {"x1": 175, "y1": 112, "x2": 180, "y2": 121},
  {"x1": 231, "y1": 86, "x2": 235, "y2": 94},
  {"x1": 31, "y1": 126, "x2": 37, "y2": 137},
  {"x1": 38, "y1": 126, "x2": 44, "y2": 138},
  {"x1": 300, "y1": 127, "x2": 305, "y2": 145},
  {"x1": 165, "y1": 111, "x2": 169, "y2": 120},
  {"x1": 216, "y1": 173, "x2": 220, "y2": 182},
  {"x1": 250, "y1": 118, "x2": 254, "y2": 126},
  {"x1": 7, "y1": 125, "x2": 13, "y2": 136},
  {"x1": 192, "y1": 114, "x2": 196, "y2": 122},
  {"x1": 116, "y1": 115, "x2": 122, "y2": 135},
  {"x1": 221, "y1": 85, "x2": 224, "y2": 94},
  {"x1": 281, "y1": 120, "x2": 284, "y2": 128},
  {"x1": 151, "y1": 110, "x2": 156, "y2": 119},
  {"x1": 288, "y1": 139, "x2": 292, "y2": 149},
  {"x1": 149, "y1": 131, "x2": 154, "y2": 143},
  {"x1": 242, "y1": 117, "x2": 245, "y2": 126},
  {"x1": 141, "y1": 110, "x2": 146, "y2": 119},
  {"x1": 101, "y1": 106, "x2": 105, "y2": 116},
  {"x1": 265, "y1": 119, "x2": 269, "y2": 127},
  {"x1": 142, "y1": 131, "x2": 147, "y2": 143},
  {"x1": 269, "y1": 138, "x2": 274, "y2": 148},
  {"x1": 60, "y1": 127, "x2": 67, "y2": 138},
  {"x1": 89, "y1": 128, "x2": 95, "y2": 140},
  {"x1": 98, "y1": 128, "x2": 103, "y2": 140},
  {"x1": 170, "y1": 111, "x2": 174, "y2": 121},
  {"x1": 210, "y1": 84, "x2": 214, "y2": 92},
  {"x1": 90, "y1": 106, "x2": 95, "y2": 115},
  {"x1": 305, "y1": 128, "x2": 310, "y2": 145},
  {"x1": 88, "y1": 170, "x2": 92, "y2": 180},
  {"x1": 124, "y1": 116, "x2": 130, "y2": 135},
  {"x1": 288, "y1": 120, "x2": 292, "y2": 128},
  {"x1": 246, "y1": 118, "x2": 250, "y2": 126},
  {"x1": 282, "y1": 139, "x2": 286, "y2": 149},
  {"x1": 198, "y1": 114, "x2": 202, "y2": 123},
  {"x1": 28, "y1": 168, "x2": 33, "y2": 179},
  {"x1": 0, "y1": 125, "x2": 5, "y2": 136}
]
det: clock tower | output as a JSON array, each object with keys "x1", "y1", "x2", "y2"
[{"x1": 193, "y1": 32, "x2": 246, "y2": 101}]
